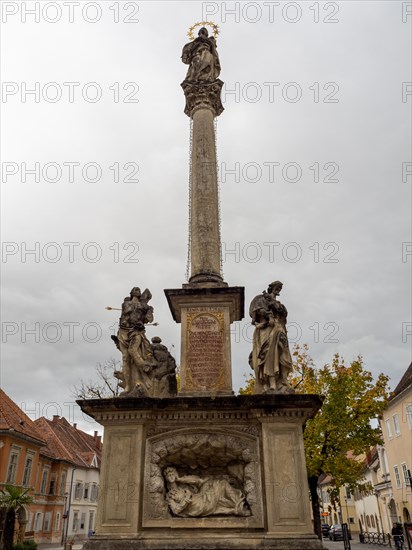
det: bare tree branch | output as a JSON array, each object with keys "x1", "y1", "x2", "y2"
[{"x1": 72, "y1": 358, "x2": 121, "y2": 399}]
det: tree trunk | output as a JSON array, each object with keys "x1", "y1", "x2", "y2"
[
  {"x1": 309, "y1": 475, "x2": 322, "y2": 540},
  {"x1": 3, "y1": 509, "x2": 16, "y2": 550},
  {"x1": 0, "y1": 508, "x2": 5, "y2": 550}
]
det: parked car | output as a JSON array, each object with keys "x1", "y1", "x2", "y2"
[
  {"x1": 329, "y1": 524, "x2": 343, "y2": 541},
  {"x1": 322, "y1": 523, "x2": 331, "y2": 537},
  {"x1": 328, "y1": 524, "x2": 352, "y2": 541}
]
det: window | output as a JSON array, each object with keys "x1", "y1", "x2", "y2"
[
  {"x1": 40, "y1": 468, "x2": 49, "y2": 494},
  {"x1": 33, "y1": 512, "x2": 43, "y2": 532},
  {"x1": 80, "y1": 513, "x2": 86, "y2": 530},
  {"x1": 84, "y1": 483, "x2": 89, "y2": 500},
  {"x1": 22, "y1": 453, "x2": 34, "y2": 486},
  {"x1": 72, "y1": 511, "x2": 79, "y2": 531},
  {"x1": 401, "y1": 463, "x2": 411, "y2": 486},
  {"x1": 74, "y1": 482, "x2": 83, "y2": 500},
  {"x1": 348, "y1": 517, "x2": 355, "y2": 524},
  {"x1": 55, "y1": 513, "x2": 60, "y2": 532},
  {"x1": 345, "y1": 486, "x2": 352, "y2": 499},
  {"x1": 381, "y1": 447, "x2": 390, "y2": 474},
  {"x1": 60, "y1": 471, "x2": 67, "y2": 495},
  {"x1": 90, "y1": 484, "x2": 98, "y2": 502},
  {"x1": 88, "y1": 511, "x2": 94, "y2": 532},
  {"x1": 6, "y1": 449, "x2": 21, "y2": 483},
  {"x1": 406, "y1": 405, "x2": 412, "y2": 430},
  {"x1": 385, "y1": 419, "x2": 393, "y2": 439},
  {"x1": 28, "y1": 512, "x2": 33, "y2": 531},
  {"x1": 366, "y1": 515, "x2": 371, "y2": 527},
  {"x1": 371, "y1": 515, "x2": 375, "y2": 528},
  {"x1": 44, "y1": 512, "x2": 51, "y2": 532},
  {"x1": 49, "y1": 473, "x2": 57, "y2": 495},
  {"x1": 393, "y1": 414, "x2": 401, "y2": 436},
  {"x1": 394, "y1": 465, "x2": 402, "y2": 488}
]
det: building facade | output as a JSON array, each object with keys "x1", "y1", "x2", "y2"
[
  {"x1": 380, "y1": 363, "x2": 412, "y2": 525},
  {"x1": 352, "y1": 447, "x2": 393, "y2": 536},
  {"x1": 0, "y1": 389, "x2": 102, "y2": 545},
  {"x1": 318, "y1": 474, "x2": 359, "y2": 534},
  {"x1": 33, "y1": 416, "x2": 102, "y2": 543},
  {"x1": 0, "y1": 388, "x2": 66, "y2": 544}
]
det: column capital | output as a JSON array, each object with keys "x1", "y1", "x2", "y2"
[{"x1": 181, "y1": 79, "x2": 224, "y2": 118}]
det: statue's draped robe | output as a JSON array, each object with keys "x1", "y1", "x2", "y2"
[
  {"x1": 182, "y1": 36, "x2": 221, "y2": 82},
  {"x1": 249, "y1": 293, "x2": 293, "y2": 392}
]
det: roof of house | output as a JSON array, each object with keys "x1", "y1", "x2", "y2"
[
  {"x1": 0, "y1": 388, "x2": 45, "y2": 445},
  {"x1": 34, "y1": 416, "x2": 102, "y2": 469},
  {"x1": 0, "y1": 389, "x2": 102, "y2": 470},
  {"x1": 318, "y1": 474, "x2": 333, "y2": 486},
  {"x1": 389, "y1": 362, "x2": 412, "y2": 401}
]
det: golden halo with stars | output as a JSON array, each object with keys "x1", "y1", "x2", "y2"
[{"x1": 187, "y1": 21, "x2": 220, "y2": 40}]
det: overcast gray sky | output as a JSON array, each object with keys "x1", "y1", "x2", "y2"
[{"x1": 1, "y1": 1, "x2": 411, "y2": 434}]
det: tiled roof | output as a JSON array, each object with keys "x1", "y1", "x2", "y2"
[
  {"x1": 318, "y1": 474, "x2": 333, "y2": 486},
  {"x1": 390, "y1": 362, "x2": 412, "y2": 401},
  {"x1": 0, "y1": 388, "x2": 45, "y2": 445},
  {"x1": 0, "y1": 390, "x2": 102, "y2": 469},
  {"x1": 34, "y1": 416, "x2": 102, "y2": 469}
]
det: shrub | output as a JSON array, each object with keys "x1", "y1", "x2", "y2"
[{"x1": 13, "y1": 541, "x2": 38, "y2": 550}]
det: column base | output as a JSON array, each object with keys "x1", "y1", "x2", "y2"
[
  {"x1": 84, "y1": 534, "x2": 326, "y2": 550},
  {"x1": 164, "y1": 286, "x2": 244, "y2": 395},
  {"x1": 188, "y1": 272, "x2": 226, "y2": 286},
  {"x1": 78, "y1": 395, "x2": 326, "y2": 550}
]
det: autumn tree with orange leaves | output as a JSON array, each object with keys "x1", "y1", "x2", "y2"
[{"x1": 240, "y1": 344, "x2": 390, "y2": 540}]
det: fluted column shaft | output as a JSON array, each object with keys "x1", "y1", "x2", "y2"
[{"x1": 190, "y1": 107, "x2": 222, "y2": 284}]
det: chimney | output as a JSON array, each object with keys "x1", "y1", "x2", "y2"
[
  {"x1": 73, "y1": 423, "x2": 77, "y2": 429},
  {"x1": 52, "y1": 415, "x2": 59, "y2": 422}
]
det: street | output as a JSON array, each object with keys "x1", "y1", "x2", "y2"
[
  {"x1": 38, "y1": 545, "x2": 83, "y2": 550},
  {"x1": 35, "y1": 540, "x2": 394, "y2": 550},
  {"x1": 325, "y1": 540, "x2": 395, "y2": 550}
]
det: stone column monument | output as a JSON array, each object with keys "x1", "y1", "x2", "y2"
[
  {"x1": 165, "y1": 26, "x2": 244, "y2": 397},
  {"x1": 78, "y1": 24, "x2": 325, "y2": 550}
]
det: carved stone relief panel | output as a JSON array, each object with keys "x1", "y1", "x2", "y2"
[{"x1": 142, "y1": 428, "x2": 263, "y2": 528}]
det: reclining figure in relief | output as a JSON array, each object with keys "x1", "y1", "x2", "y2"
[
  {"x1": 111, "y1": 287, "x2": 177, "y2": 398},
  {"x1": 163, "y1": 467, "x2": 251, "y2": 518}
]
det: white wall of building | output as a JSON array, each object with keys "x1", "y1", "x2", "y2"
[{"x1": 63, "y1": 466, "x2": 100, "y2": 541}]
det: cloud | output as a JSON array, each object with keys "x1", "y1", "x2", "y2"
[{"x1": 1, "y1": 1, "x2": 410, "y2": 432}]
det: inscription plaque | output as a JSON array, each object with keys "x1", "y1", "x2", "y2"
[{"x1": 185, "y1": 308, "x2": 225, "y2": 391}]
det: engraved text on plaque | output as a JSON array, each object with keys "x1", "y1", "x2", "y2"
[{"x1": 185, "y1": 307, "x2": 225, "y2": 391}]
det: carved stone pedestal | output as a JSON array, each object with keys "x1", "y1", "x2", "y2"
[
  {"x1": 164, "y1": 286, "x2": 244, "y2": 396},
  {"x1": 78, "y1": 394, "x2": 326, "y2": 550}
]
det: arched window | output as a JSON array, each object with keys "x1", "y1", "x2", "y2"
[
  {"x1": 403, "y1": 507, "x2": 411, "y2": 522},
  {"x1": 371, "y1": 515, "x2": 375, "y2": 528},
  {"x1": 366, "y1": 515, "x2": 371, "y2": 527}
]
